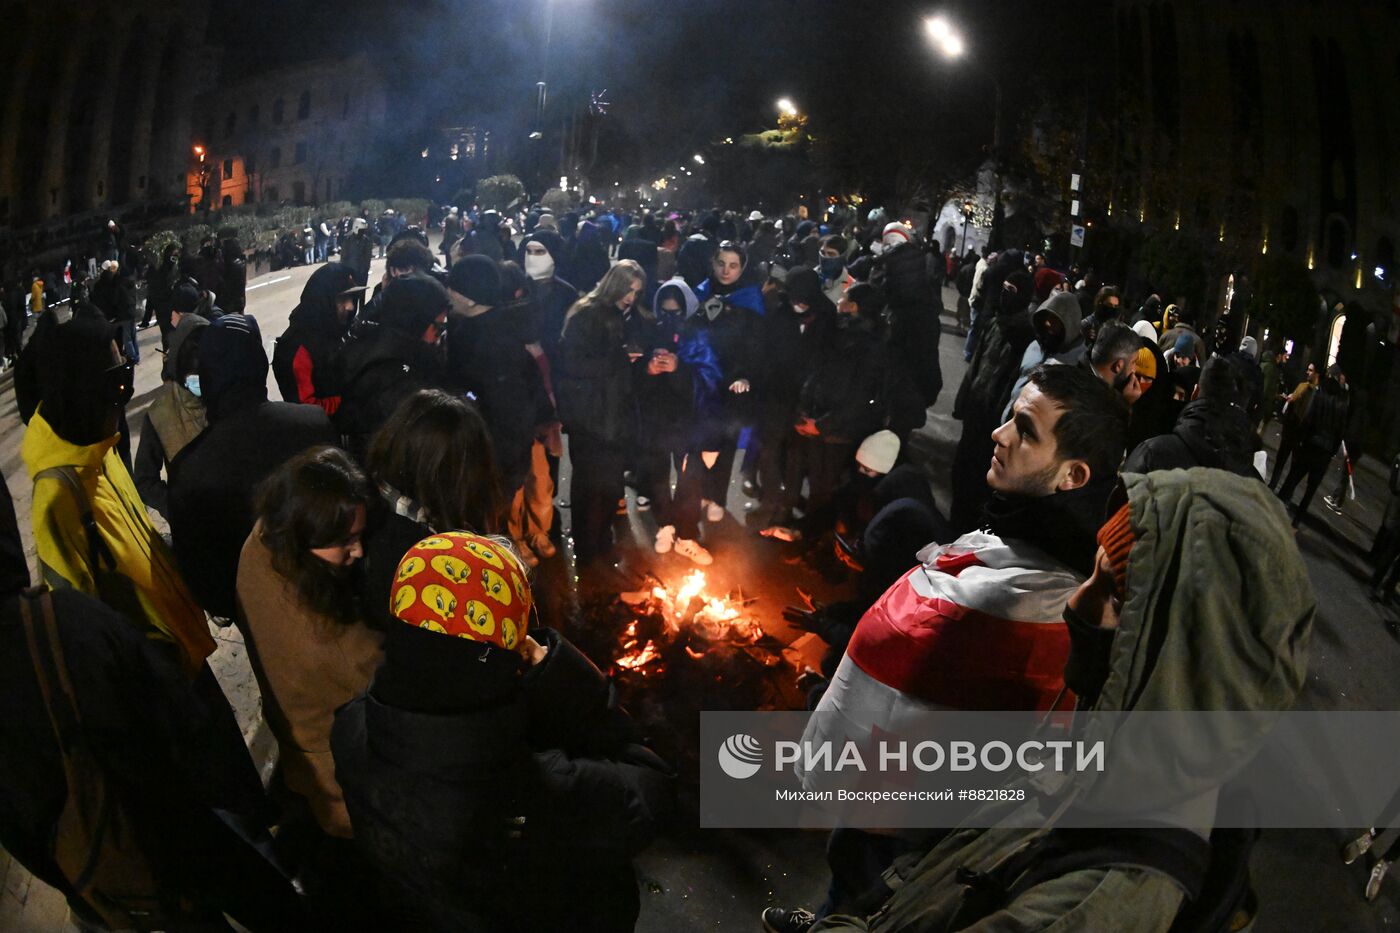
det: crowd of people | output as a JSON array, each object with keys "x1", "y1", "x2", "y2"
[{"x1": 0, "y1": 189, "x2": 1388, "y2": 932}]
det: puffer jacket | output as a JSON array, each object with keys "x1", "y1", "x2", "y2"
[
  {"x1": 880, "y1": 242, "x2": 944, "y2": 408},
  {"x1": 326, "y1": 323, "x2": 449, "y2": 459}
]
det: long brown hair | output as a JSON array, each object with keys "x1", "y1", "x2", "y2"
[
  {"x1": 254, "y1": 446, "x2": 372, "y2": 626},
  {"x1": 562, "y1": 259, "x2": 647, "y2": 334},
  {"x1": 366, "y1": 389, "x2": 506, "y2": 533}
]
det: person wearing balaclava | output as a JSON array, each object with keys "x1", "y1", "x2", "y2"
[
  {"x1": 798, "y1": 469, "x2": 1310, "y2": 933},
  {"x1": 750, "y1": 268, "x2": 835, "y2": 530},
  {"x1": 168, "y1": 314, "x2": 336, "y2": 619},
  {"x1": 328, "y1": 271, "x2": 452, "y2": 461},
  {"x1": 272, "y1": 262, "x2": 368, "y2": 414},
  {"x1": 22, "y1": 314, "x2": 215, "y2": 676},
  {"x1": 445, "y1": 256, "x2": 555, "y2": 566},
  {"x1": 332, "y1": 531, "x2": 675, "y2": 932},
  {"x1": 817, "y1": 235, "x2": 854, "y2": 306},
  {"x1": 1001, "y1": 290, "x2": 1088, "y2": 423},
  {"x1": 949, "y1": 256, "x2": 1036, "y2": 533},
  {"x1": 518, "y1": 230, "x2": 579, "y2": 373}
]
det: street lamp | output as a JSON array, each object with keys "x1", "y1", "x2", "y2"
[
  {"x1": 693, "y1": 154, "x2": 705, "y2": 165},
  {"x1": 924, "y1": 13, "x2": 1003, "y2": 245},
  {"x1": 776, "y1": 98, "x2": 798, "y2": 117}
]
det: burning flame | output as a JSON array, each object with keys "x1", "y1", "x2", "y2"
[{"x1": 614, "y1": 570, "x2": 762, "y2": 672}]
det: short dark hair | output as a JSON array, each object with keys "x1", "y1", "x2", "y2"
[
  {"x1": 386, "y1": 239, "x2": 435, "y2": 274},
  {"x1": 716, "y1": 240, "x2": 747, "y2": 267},
  {"x1": 819, "y1": 234, "x2": 848, "y2": 255},
  {"x1": 1028, "y1": 364, "x2": 1129, "y2": 481},
  {"x1": 1197, "y1": 356, "x2": 1244, "y2": 406},
  {"x1": 1090, "y1": 320, "x2": 1142, "y2": 370}
]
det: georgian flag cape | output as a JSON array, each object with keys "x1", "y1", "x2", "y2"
[{"x1": 799, "y1": 532, "x2": 1082, "y2": 788}]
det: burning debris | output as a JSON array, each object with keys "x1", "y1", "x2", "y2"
[{"x1": 615, "y1": 570, "x2": 768, "y2": 672}]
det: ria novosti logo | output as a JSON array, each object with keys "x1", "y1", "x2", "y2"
[{"x1": 717, "y1": 733, "x2": 764, "y2": 779}]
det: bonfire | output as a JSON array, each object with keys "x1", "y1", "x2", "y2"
[{"x1": 614, "y1": 570, "x2": 768, "y2": 672}]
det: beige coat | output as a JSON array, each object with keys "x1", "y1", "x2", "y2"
[{"x1": 236, "y1": 525, "x2": 384, "y2": 837}]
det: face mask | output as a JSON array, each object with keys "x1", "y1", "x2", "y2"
[
  {"x1": 524, "y1": 252, "x2": 554, "y2": 280},
  {"x1": 1062, "y1": 604, "x2": 1117, "y2": 707},
  {"x1": 819, "y1": 256, "x2": 845, "y2": 280},
  {"x1": 184, "y1": 374, "x2": 202, "y2": 398}
]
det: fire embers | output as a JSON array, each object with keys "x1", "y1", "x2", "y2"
[{"x1": 615, "y1": 571, "x2": 770, "y2": 673}]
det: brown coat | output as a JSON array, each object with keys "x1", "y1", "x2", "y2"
[{"x1": 236, "y1": 525, "x2": 384, "y2": 837}]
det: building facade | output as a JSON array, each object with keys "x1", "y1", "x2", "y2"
[
  {"x1": 0, "y1": 0, "x2": 214, "y2": 231},
  {"x1": 191, "y1": 55, "x2": 389, "y2": 209}
]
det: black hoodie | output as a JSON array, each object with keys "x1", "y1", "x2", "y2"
[
  {"x1": 1123, "y1": 398, "x2": 1261, "y2": 479},
  {"x1": 271, "y1": 263, "x2": 359, "y2": 410}
]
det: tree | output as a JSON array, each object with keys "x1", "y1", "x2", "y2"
[
  {"x1": 540, "y1": 188, "x2": 574, "y2": 215},
  {"x1": 1139, "y1": 229, "x2": 1211, "y2": 314},
  {"x1": 476, "y1": 174, "x2": 527, "y2": 212}
]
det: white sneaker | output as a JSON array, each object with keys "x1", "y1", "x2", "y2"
[
  {"x1": 654, "y1": 524, "x2": 676, "y2": 554},
  {"x1": 705, "y1": 500, "x2": 726, "y2": 523},
  {"x1": 674, "y1": 537, "x2": 713, "y2": 566}
]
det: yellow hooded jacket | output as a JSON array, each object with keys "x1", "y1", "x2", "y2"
[{"x1": 22, "y1": 409, "x2": 215, "y2": 676}]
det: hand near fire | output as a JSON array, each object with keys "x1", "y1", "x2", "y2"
[
  {"x1": 647, "y1": 350, "x2": 678, "y2": 375},
  {"x1": 523, "y1": 634, "x2": 548, "y2": 666},
  {"x1": 729, "y1": 379, "x2": 750, "y2": 394},
  {"x1": 794, "y1": 417, "x2": 820, "y2": 437},
  {"x1": 761, "y1": 526, "x2": 801, "y2": 542}
]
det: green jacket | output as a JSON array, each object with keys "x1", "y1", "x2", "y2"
[{"x1": 813, "y1": 469, "x2": 1314, "y2": 933}]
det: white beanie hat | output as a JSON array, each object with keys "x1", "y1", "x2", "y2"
[
  {"x1": 1132, "y1": 320, "x2": 1158, "y2": 340},
  {"x1": 855, "y1": 430, "x2": 900, "y2": 475},
  {"x1": 881, "y1": 222, "x2": 914, "y2": 249}
]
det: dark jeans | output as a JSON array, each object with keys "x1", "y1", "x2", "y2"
[
  {"x1": 1269, "y1": 419, "x2": 1304, "y2": 488},
  {"x1": 754, "y1": 426, "x2": 794, "y2": 524},
  {"x1": 818, "y1": 828, "x2": 920, "y2": 919},
  {"x1": 119, "y1": 319, "x2": 139, "y2": 363},
  {"x1": 784, "y1": 436, "x2": 854, "y2": 531},
  {"x1": 700, "y1": 427, "x2": 743, "y2": 507},
  {"x1": 567, "y1": 431, "x2": 626, "y2": 565},
  {"x1": 638, "y1": 447, "x2": 702, "y2": 540},
  {"x1": 1278, "y1": 445, "x2": 1334, "y2": 525}
]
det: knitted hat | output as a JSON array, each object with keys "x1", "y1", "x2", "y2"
[
  {"x1": 1172, "y1": 333, "x2": 1195, "y2": 357},
  {"x1": 171, "y1": 282, "x2": 202, "y2": 315},
  {"x1": 1238, "y1": 336, "x2": 1258, "y2": 360},
  {"x1": 881, "y1": 222, "x2": 914, "y2": 248},
  {"x1": 1132, "y1": 320, "x2": 1157, "y2": 340},
  {"x1": 855, "y1": 430, "x2": 900, "y2": 474},
  {"x1": 1134, "y1": 346, "x2": 1157, "y2": 382},
  {"x1": 748, "y1": 210, "x2": 764, "y2": 222},
  {"x1": 447, "y1": 254, "x2": 502, "y2": 307},
  {"x1": 1096, "y1": 502, "x2": 1135, "y2": 596},
  {"x1": 390, "y1": 532, "x2": 532, "y2": 653}
]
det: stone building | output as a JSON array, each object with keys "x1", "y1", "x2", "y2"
[
  {"x1": 0, "y1": 0, "x2": 214, "y2": 231},
  {"x1": 192, "y1": 55, "x2": 389, "y2": 209}
]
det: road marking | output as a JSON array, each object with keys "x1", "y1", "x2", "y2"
[{"x1": 247, "y1": 275, "x2": 292, "y2": 291}]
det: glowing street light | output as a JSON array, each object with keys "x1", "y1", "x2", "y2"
[
  {"x1": 925, "y1": 15, "x2": 964, "y2": 58},
  {"x1": 776, "y1": 98, "x2": 798, "y2": 117},
  {"x1": 693, "y1": 153, "x2": 705, "y2": 165}
]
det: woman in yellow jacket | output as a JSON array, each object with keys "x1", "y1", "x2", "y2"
[{"x1": 21, "y1": 314, "x2": 214, "y2": 676}]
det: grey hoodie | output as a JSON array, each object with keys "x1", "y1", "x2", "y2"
[
  {"x1": 1001, "y1": 291, "x2": 1087, "y2": 421},
  {"x1": 655, "y1": 276, "x2": 700, "y2": 318}
]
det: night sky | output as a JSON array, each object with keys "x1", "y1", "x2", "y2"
[{"x1": 209, "y1": 0, "x2": 1107, "y2": 194}]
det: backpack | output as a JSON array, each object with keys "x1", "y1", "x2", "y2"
[{"x1": 19, "y1": 587, "x2": 173, "y2": 929}]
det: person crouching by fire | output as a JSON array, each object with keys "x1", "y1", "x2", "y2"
[{"x1": 331, "y1": 531, "x2": 675, "y2": 932}]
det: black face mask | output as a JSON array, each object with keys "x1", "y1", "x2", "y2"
[{"x1": 1062, "y1": 603, "x2": 1117, "y2": 708}]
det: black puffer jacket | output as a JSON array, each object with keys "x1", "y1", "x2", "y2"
[
  {"x1": 880, "y1": 242, "x2": 944, "y2": 408},
  {"x1": 331, "y1": 626, "x2": 673, "y2": 933},
  {"x1": 1123, "y1": 398, "x2": 1260, "y2": 479},
  {"x1": 633, "y1": 313, "x2": 700, "y2": 452},
  {"x1": 326, "y1": 324, "x2": 449, "y2": 459},
  {"x1": 446, "y1": 301, "x2": 552, "y2": 492},
  {"x1": 556, "y1": 304, "x2": 635, "y2": 445}
]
